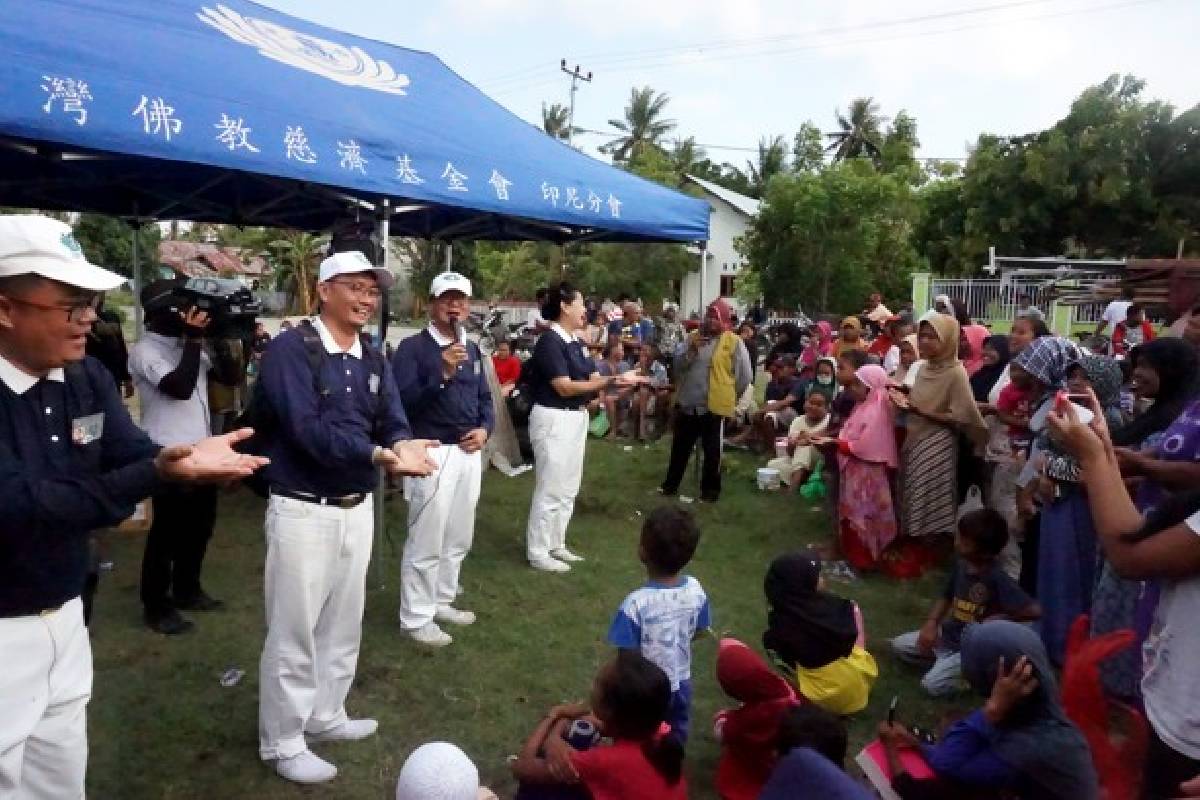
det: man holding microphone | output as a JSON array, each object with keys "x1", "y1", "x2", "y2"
[
  {"x1": 392, "y1": 272, "x2": 492, "y2": 647},
  {"x1": 0, "y1": 214, "x2": 267, "y2": 799}
]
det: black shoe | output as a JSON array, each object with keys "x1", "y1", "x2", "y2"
[
  {"x1": 145, "y1": 610, "x2": 194, "y2": 636},
  {"x1": 175, "y1": 591, "x2": 224, "y2": 612},
  {"x1": 699, "y1": 494, "x2": 719, "y2": 503},
  {"x1": 658, "y1": 486, "x2": 677, "y2": 497}
]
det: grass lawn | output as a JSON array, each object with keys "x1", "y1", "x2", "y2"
[{"x1": 88, "y1": 437, "x2": 962, "y2": 799}]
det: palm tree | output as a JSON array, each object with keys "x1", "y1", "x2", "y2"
[
  {"x1": 541, "y1": 102, "x2": 576, "y2": 142},
  {"x1": 826, "y1": 97, "x2": 886, "y2": 164},
  {"x1": 747, "y1": 135, "x2": 788, "y2": 197},
  {"x1": 603, "y1": 86, "x2": 676, "y2": 163},
  {"x1": 268, "y1": 231, "x2": 327, "y2": 315},
  {"x1": 669, "y1": 136, "x2": 707, "y2": 182}
]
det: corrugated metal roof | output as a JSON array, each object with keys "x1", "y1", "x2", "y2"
[
  {"x1": 158, "y1": 241, "x2": 267, "y2": 279},
  {"x1": 684, "y1": 174, "x2": 760, "y2": 218}
]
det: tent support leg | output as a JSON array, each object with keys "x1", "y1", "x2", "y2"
[
  {"x1": 130, "y1": 210, "x2": 142, "y2": 340},
  {"x1": 372, "y1": 200, "x2": 391, "y2": 588},
  {"x1": 699, "y1": 241, "x2": 708, "y2": 310}
]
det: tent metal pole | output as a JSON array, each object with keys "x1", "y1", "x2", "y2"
[
  {"x1": 130, "y1": 208, "x2": 142, "y2": 339},
  {"x1": 445, "y1": 240, "x2": 453, "y2": 270},
  {"x1": 372, "y1": 199, "x2": 391, "y2": 587},
  {"x1": 699, "y1": 241, "x2": 708, "y2": 310}
]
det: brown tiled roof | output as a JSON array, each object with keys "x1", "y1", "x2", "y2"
[{"x1": 159, "y1": 240, "x2": 267, "y2": 278}]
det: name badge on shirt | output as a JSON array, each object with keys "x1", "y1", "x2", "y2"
[
  {"x1": 368, "y1": 374, "x2": 381, "y2": 395},
  {"x1": 71, "y1": 412, "x2": 105, "y2": 445}
]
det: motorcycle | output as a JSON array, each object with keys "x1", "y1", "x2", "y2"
[{"x1": 479, "y1": 309, "x2": 536, "y2": 357}]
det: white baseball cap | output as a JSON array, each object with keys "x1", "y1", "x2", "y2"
[
  {"x1": 430, "y1": 271, "x2": 472, "y2": 298},
  {"x1": 318, "y1": 250, "x2": 395, "y2": 289},
  {"x1": 0, "y1": 215, "x2": 126, "y2": 291}
]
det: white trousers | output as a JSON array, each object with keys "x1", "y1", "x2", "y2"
[
  {"x1": 0, "y1": 598, "x2": 90, "y2": 800},
  {"x1": 525, "y1": 404, "x2": 589, "y2": 562},
  {"x1": 258, "y1": 494, "x2": 373, "y2": 760},
  {"x1": 399, "y1": 446, "x2": 482, "y2": 630}
]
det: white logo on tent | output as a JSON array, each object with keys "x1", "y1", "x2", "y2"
[{"x1": 198, "y1": 4, "x2": 410, "y2": 96}]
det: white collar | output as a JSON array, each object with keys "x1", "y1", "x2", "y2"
[
  {"x1": 312, "y1": 316, "x2": 362, "y2": 359},
  {"x1": 551, "y1": 323, "x2": 574, "y2": 343},
  {"x1": 426, "y1": 323, "x2": 464, "y2": 348},
  {"x1": 0, "y1": 352, "x2": 64, "y2": 394}
]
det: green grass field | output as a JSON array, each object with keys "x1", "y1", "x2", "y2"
[{"x1": 87, "y1": 438, "x2": 961, "y2": 799}]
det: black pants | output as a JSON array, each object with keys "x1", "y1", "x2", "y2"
[
  {"x1": 1143, "y1": 725, "x2": 1200, "y2": 799},
  {"x1": 140, "y1": 483, "x2": 218, "y2": 618},
  {"x1": 661, "y1": 411, "x2": 723, "y2": 501}
]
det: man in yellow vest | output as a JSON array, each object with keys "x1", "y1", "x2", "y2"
[{"x1": 659, "y1": 298, "x2": 752, "y2": 502}]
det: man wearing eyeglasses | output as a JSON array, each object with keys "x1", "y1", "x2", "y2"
[
  {"x1": 0, "y1": 214, "x2": 268, "y2": 800},
  {"x1": 255, "y1": 250, "x2": 438, "y2": 785},
  {"x1": 391, "y1": 271, "x2": 493, "y2": 648}
]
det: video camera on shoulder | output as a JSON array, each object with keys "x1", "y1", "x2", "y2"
[{"x1": 142, "y1": 277, "x2": 261, "y2": 340}]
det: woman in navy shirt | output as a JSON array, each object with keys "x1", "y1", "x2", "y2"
[{"x1": 524, "y1": 282, "x2": 637, "y2": 572}]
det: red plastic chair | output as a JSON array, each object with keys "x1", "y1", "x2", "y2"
[{"x1": 1060, "y1": 614, "x2": 1148, "y2": 800}]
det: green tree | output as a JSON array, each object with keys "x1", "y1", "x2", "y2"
[
  {"x1": 73, "y1": 213, "x2": 161, "y2": 280},
  {"x1": 825, "y1": 97, "x2": 885, "y2": 164},
  {"x1": 880, "y1": 110, "x2": 921, "y2": 178},
  {"x1": 541, "y1": 102, "x2": 577, "y2": 142},
  {"x1": 747, "y1": 135, "x2": 788, "y2": 198},
  {"x1": 268, "y1": 231, "x2": 327, "y2": 314},
  {"x1": 792, "y1": 121, "x2": 825, "y2": 174},
  {"x1": 668, "y1": 137, "x2": 707, "y2": 186},
  {"x1": 603, "y1": 86, "x2": 676, "y2": 163},
  {"x1": 740, "y1": 161, "x2": 918, "y2": 312}
]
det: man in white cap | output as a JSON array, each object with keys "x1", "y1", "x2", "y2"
[
  {"x1": 0, "y1": 214, "x2": 267, "y2": 799},
  {"x1": 392, "y1": 272, "x2": 492, "y2": 647},
  {"x1": 255, "y1": 249, "x2": 438, "y2": 784}
]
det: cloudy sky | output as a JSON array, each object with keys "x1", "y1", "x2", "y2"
[{"x1": 259, "y1": 0, "x2": 1196, "y2": 167}]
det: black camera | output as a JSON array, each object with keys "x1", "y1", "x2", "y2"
[{"x1": 142, "y1": 277, "x2": 261, "y2": 340}]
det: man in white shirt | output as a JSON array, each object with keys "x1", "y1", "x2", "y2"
[
  {"x1": 524, "y1": 287, "x2": 550, "y2": 334},
  {"x1": 1095, "y1": 288, "x2": 1135, "y2": 336}
]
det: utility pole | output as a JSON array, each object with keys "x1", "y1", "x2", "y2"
[{"x1": 559, "y1": 59, "x2": 592, "y2": 147}]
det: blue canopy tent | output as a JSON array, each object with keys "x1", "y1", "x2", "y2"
[{"x1": 0, "y1": 0, "x2": 709, "y2": 245}]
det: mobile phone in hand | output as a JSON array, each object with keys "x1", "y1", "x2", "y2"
[{"x1": 887, "y1": 695, "x2": 898, "y2": 725}]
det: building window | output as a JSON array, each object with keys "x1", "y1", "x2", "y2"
[{"x1": 720, "y1": 275, "x2": 736, "y2": 297}]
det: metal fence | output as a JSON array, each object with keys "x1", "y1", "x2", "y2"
[{"x1": 929, "y1": 277, "x2": 1051, "y2": 324}]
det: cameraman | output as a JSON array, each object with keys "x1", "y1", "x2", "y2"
[
  {"x1": 128, "y1": 279, "x2": 245, "y2": 635},
  {"x1": 0, "y1": 215, "x2": 266, "y2": 799}
]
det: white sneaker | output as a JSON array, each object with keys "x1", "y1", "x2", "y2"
[
  {"x1": 306, "y1": 718, "x2": 378, "y2": 743},
  {"x1": 529, "y1": 557, "x2": 570, "y2": 573},
  {"x1": 274, "y1": 750, "x2": 337, "y2": 784},
  {"x1": 550, "y1": 548, "x2": 584, "y2": 563},
  {"x1": 434, "y1": 606, "x2": 476, "y2": 626},
  {"x1": 407, "y1": 621, "x2": 453, "y2": 647}
]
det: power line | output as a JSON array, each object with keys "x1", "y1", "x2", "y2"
[
  {"x1": 481, "y1": 0, "x2": 1056, "y2": 89},
  {"x1": 485, "y1": 0, "x2": 1160, "y2": 95},
  {"x1": 571, "y1": 127, "x2": 969, "y2": 160}
]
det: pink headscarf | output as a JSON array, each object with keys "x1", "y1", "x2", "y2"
[
  {"x1": 838, "y1": 365, "x2": 898, "y2": 468},
  {"x1": 707, "y1": 298, "x2": 733, "y2": 331},
  {"x1": 799, "y1": 321, "x2": 833, "y2": 369}
]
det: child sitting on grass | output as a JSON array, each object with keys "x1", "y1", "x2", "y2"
[
  {"x1": 607, "y1": 505, "x2": 711, "y2": 744},
  {"x1": 712, "y1": 638, "x2": 798, "y2": 800},
  {"x1": 890, "y1": 508, "x2": 1041, "y2": 697},
  {"x1": 762, "y1": 551, "x2": 877, "y2": 715},
  {"x1": 511, "y1": 650, "x2": 687, "y2": 799},
  {"x1": 765, "y1": 388, "x2": 830, "y2": 491},
  {"x1": 759, "y1": 704, "x2": 872, "y2": 800}
]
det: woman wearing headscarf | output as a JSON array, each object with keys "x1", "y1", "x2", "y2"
[
  {"x1": 950, "y1": 298, "x2": 991, "y2": 376},
  {"x1": 892, "y1": 333, "x2": 923, "y2": 387},
  {"x1": 880, "y1": 620, "x2": 1098, "y2": 800},
  {"x1": 960, "y1": 335, "x2": 1012, "y2": 512},
  {"x1": 799, "y1": 321, "x2": 834, "y2": 377},
  {"x1": 1009, "y1": 336, "x2": 1097, "y2": 664},
  {"x1": 762, "y1": 552, "x2": 877, "y2": 715},
  {"x1": 836, "y1": 365, "x2": 899, "y2": 570},
  {"x1": 832, "y1": 316, "x2": 867, "y2": 359},
  {"x1": 1095, "y1": 338, "x2": 1200, "y2": 698},
  {"x1": 893, "y1": 315, "x2": 987, "y2": 566},
  {"x1": 712, "y1": 638, "x2": 798, "y2": 800},
  {"x1": 766, "y1": 322, "x2": 804, "y2": 366}
]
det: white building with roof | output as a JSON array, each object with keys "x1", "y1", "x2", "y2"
[{"x1": 679, "y1": 174, "x2": 760, "y2": 317}]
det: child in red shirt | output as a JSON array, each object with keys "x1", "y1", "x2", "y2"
[
  {"x1": 512, "y1": 651, "x2": 687, "y2": 800},
  {"x1": 1111, "y1": 303, "x2": 1155, "y2": 356},
  {"x1": 995, "y1": 363, "x2": 1035, "y2": 454},
  {"x1": 713, "y1": 638, "x2": 798, "y2": 800},
  {"x1": 492, "y1": 340, "x2": 523, "y2": 395}
]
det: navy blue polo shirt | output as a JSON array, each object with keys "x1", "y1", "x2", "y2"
[
  {"x1": 257, "y1": 319, "x2": 413, "y2": 496},
  {"x1": 0, "y1": 355, "x2": 161, "y2": 616},
  {"x1": 529, "y1": 325, "x2": 597, "y2": 410},
  {"x1": 391, "y1": 327, "x2": 494, "y2": 445}
]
